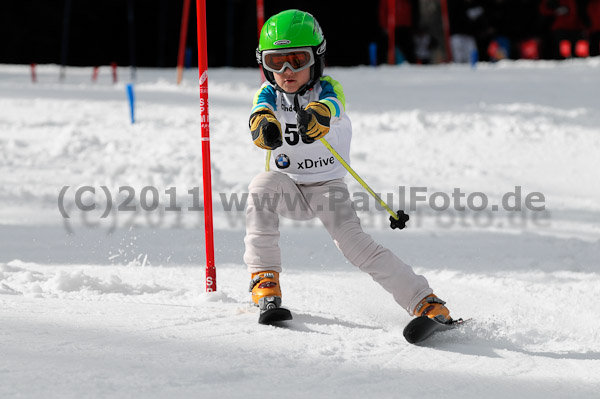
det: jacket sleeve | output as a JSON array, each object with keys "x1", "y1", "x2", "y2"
[
  {"x1": 251, "y1": 83, "x2": 278, "y2": 113},
  {"x1": 318, "y1": 76, "x2": 346, "y2": 123}
]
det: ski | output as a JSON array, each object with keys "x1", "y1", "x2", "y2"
[
  {"x1": 403, "y1": 316, "x2": 465, "y2": 344},
  {"x1": 258, "y1": 307, "x2": 293, "y2": 325}
]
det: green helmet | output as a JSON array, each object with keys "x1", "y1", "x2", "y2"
[{"x1": 256, "y1": 9, "x2": 326, "y2": 94}]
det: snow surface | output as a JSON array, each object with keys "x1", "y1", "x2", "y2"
[{"x1": 1, "y1": 60, "x2": 600, "y2": 398}]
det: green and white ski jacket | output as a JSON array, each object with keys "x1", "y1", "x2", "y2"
[{"x1": 251, "y1": 76, "x2": 352, "y2": 183}]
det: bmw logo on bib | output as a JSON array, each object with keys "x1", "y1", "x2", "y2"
[{"x1": 275, "y1": 154, "x2": 290, "y2": 169}]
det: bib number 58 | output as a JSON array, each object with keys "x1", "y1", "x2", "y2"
[{"x1": 284, "y1": 123, "x2": 311, "y2": 146}]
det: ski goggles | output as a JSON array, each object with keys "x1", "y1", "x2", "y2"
[{"x1": 261, "y1": 47, "x2": 315, "y2": 74}]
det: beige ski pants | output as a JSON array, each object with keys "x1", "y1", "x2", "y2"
[{"x1": 243, "y1": 171, "x2": 432, "y2": 315}]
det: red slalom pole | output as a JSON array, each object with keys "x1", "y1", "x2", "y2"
[
  {"x1": 111, "y1": 62, "x2": 118, "y2": 83},
  {"x1": 177, "y1": 0, "x2": 191, "y2": 84},
  {"x1": 30, "y1": 63, "x2": 37, "y2": 83},
  {"x1": 440, "y1": 0, "x2": 453, "y2": 62},
  {"x1": 257, "y1": 0, "x2": 265, "y2": 82},
  {"x1": 387, "y1": 0, "x2": 396, "y2": 64},
  {"x1": 196, "y1": 0, "x2": 216, "y2": 292},
  {"x1": 256, "y1": 0, "x2": 264, "y2": 38}
]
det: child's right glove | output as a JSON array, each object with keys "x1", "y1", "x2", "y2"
[
  {"x1": 249, "y1": 109, "x2": 283, "y2": 150},
  {"x1": 296, "y1": 101, "x2": 331, "y2": 143}
]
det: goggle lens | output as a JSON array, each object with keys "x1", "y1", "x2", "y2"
[{"x1": 263, "y1": 50, "x2": 313, "y2": 72}]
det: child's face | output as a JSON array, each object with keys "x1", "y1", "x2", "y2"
[{"x1": 273, "y1": 67, "x2": 310, "y2": 94}]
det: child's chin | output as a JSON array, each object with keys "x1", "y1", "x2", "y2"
[{"x1": 282, "y1": 86, "x2": 298, "y2": 94}]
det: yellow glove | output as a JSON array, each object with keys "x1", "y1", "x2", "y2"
[
  {"x1": 296, "y1": 101, "x2": 331, "y2": 143},
  {"x1": 249, "y1": 108, "x2": 282, "y2": 150}
]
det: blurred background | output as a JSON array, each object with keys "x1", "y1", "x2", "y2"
[{"x1": 1, "y1": 0, "x2": 599, "y2": 69}]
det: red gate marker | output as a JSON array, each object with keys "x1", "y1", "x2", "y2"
[
  {"x1": 111, "y1": 62, "x2": 118, "y2": 83},
  {"x1": 196, "y1": 0, "x2": 216, "y2": 292},
  {"x1": 440, "y1": 0, "x2": 452, "y2": 62},
  {"x1": 387, "y1": 0, "x2": 396, "y2": 64},
  {"x1": 575, "y1": 40, "x2": 589, "y2": 58},
  {"x1": 559, "y1": 40, "x2": 572, "y2": 58},
  {"x1": 30, "y1": 63, "x2": 37, "y2": 83},
  {"x1": 257, "y1": 0, "x2": 265, "y2": 82},
  {"x1": 177, "y1": 0, "x2": 191, "y2": 85}
]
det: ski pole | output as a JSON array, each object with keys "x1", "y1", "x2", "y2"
[
  {"x1": 286, "y1": 93, "x2": 408, "y2": 230},
  {"x1": 264, "y1": 138, "x2": 406, "y2": 229},
  {"x1": 319, "y1": 137, "x2": 409, "y2": 230}
]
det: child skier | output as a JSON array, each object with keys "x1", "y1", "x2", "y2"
[{"x1": 246, "y1": 9, "x2": 451, "y2": 325}]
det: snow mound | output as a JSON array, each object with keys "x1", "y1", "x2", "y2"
[
  {"x1": 198, "y1": 290, "x2": 237, "y2": 303},
  {"x1": 0, "y1": 262, "x2": 170, "y2": 297}
]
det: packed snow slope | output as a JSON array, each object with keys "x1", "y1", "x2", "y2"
[{"x1": 1, "y1": 60, "x2": 599, "y2": 398}]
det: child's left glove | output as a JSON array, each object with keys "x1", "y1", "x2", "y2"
[{"x1": 296, "y1": 101, "x2": 331, "y2": 143}]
